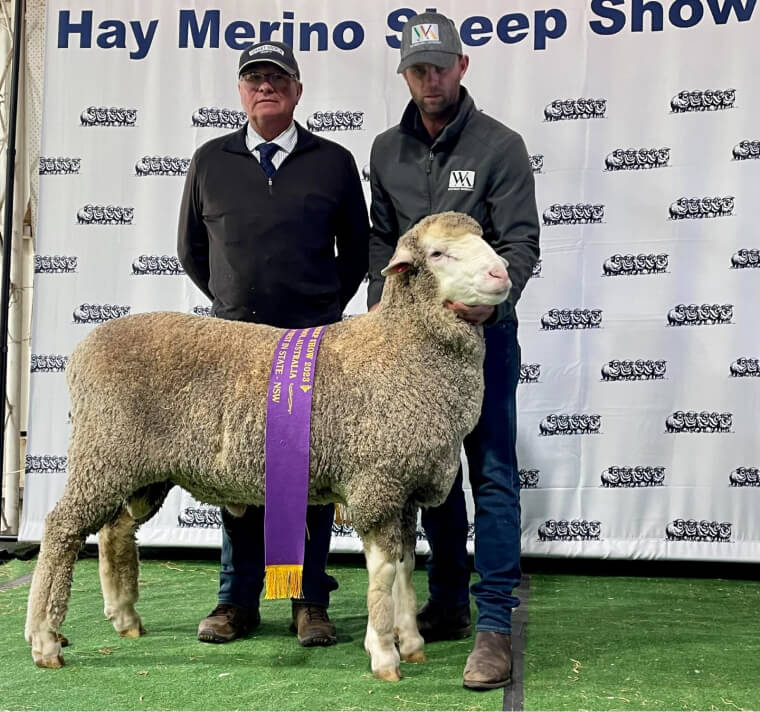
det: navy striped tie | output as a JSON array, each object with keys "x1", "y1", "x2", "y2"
[{"x1": 256, "y1": 142, "x2": 279, "y2": 178}]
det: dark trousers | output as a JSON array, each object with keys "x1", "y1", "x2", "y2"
[
  {"x1": 421, "y1": 319, "x2": 521, "y2": 633},
  {"x1": 218, "y1": 503, "x2": 339, "y2": 610}
]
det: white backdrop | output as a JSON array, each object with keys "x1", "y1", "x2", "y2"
[{"x1": 20, "y1": 0, "x2": 760, "y2": 562}]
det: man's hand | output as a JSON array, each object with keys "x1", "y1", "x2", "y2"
[
  {"x1": 369, "y1": 303, "x2": 379, "y2": 312},
  {"x1": 444, "y1": 301, "x2": 494, "y2": 325}
]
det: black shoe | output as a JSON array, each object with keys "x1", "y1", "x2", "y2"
[
  {"x1": 416, "y1": 599, "x2": 472, "y2": 642},
  {"x1": 289, "y1": 602, "x2": 337, "y2": 647},
  {"x1": 197, "y1": 603, "x2": 260, "y2": 643}
]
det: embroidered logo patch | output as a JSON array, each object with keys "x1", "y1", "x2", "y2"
[
  {"x1": 411, "y1": 23, "x2": 440, "y2": 44},
  {"x1": 250, "y1": 44, "x2": 285, "y2": 56},
  {"x1": 448, "y1": 170, "x2": 475, "y2": 191}
]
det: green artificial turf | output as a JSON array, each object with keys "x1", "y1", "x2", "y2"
[
  {"x1": 4, "y1": 556, "x2": 759, "y2": 711},
  {"x1": 0, "y1": 558, "x2": 500, "y2": 711},
  {"x1": 524, "y1": 574, "x2": 760, "y2": 711}
]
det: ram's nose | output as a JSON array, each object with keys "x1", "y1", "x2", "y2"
[{"x1": 486, "y1": 265, "x2": 510, "y2": 291}]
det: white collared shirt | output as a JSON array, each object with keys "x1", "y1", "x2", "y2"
[{"x1": 245, "y1": 122, "x2": 298, "y2": 170}]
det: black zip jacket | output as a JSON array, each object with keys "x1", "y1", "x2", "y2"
[
  {"x1": 367, "y1": 88, "x2": 540, "y2": 323},
  {"x1": 178, "y1": 123, "x2": 369, "y2": 328}
]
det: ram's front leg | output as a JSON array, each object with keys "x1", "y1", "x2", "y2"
[
  {"x1": 362, "y1": 533, "x2": 401, "y2": 681},
  {"x1": 393, "y1": 503, "x2": 425, "y2": 664}
]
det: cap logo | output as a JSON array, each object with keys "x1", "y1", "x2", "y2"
[
  {"x1": 410, "y1": 23, "x2": 440, "y2": 44},
  {"x1": 250, "y1": 44, "x2": 285, "y2": 56}
]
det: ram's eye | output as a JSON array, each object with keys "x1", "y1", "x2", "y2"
[{"x1": 430, "y1": 250, "x2": 444, "y2": 258}]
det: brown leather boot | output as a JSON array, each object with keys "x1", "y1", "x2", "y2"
[
  {"x1": 197, "y1": 603, "x2": 259, "y2": 643},
  {"x1": 290, "y1": 602, "x2": 337, "y2": 647},
  {"x1": 463, "y1": 631, "x2": 512, "y2": 690}
]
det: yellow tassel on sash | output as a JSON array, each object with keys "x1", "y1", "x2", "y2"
[{"x1": 265, "y1": 564, "x2": 303, "y2": 599}]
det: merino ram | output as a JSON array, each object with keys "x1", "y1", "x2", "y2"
[{"x1": 25, "y1": 211, "x2": 511, "y2": 681}]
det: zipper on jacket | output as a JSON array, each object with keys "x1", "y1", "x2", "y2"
[
  {"x1": 427, "y1": 150, "x2": 434, "y2": 213},
  {"x1": 268, "y1": 177, "x2": 272, "y2": 195}
]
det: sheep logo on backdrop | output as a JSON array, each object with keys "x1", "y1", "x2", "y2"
[
  {"x1": 191, "y1": 306, "x2": 212, "y2": 317},
  {"x1": 730, "y1": 249, "x2": 760, "y2": 268},
  {"x1": 538, "y1": 520, "x2": 602, "y2": 541},
  {"x1": 665, "y1": 519, "x2": 732, "y2": 542},
  {"x1": 529, "y1": 154, "x2": 544, "y2": 173},
  {"x1": 131, "y1": 255, "x2": 185, "y2": 276},
  {"x1": 543, "y1": 203, "x2": 604, "y2": 225},
  {"x1": 667, "y1": 303, "x2": 733, "y2": 326},
  {"x1": 541, "y1": 308, "x2": 603, "y2": 330},
  {"x1": 80, "y1": 106, "x2": 136, "y2": 127},
  {"x1": 39, "y1": 157, "x2": 80, "y2": 175},
  {"x1": 531, "y1": 259, "x2": 542, "y2": 277},
  {"x1": 519, "y1": 468, "x2": 540, "y2": 488},
  {"x1": 539, "y1": 414, "x2": 602, "y2": 435},
  {"x1": 604, "y1": 148, "x2": 670, "y2": 171},
  {"x1": 601, "y1": 466, "x2": 666, "y2": 487},
  {"x1": 729, "y1": 467, "x2": 760, "y2": 486},
  {"x1": 601, "y1": 359, "x2": 667, "y2": 381},
  {"x1": 519, "y1": 363, "x2": 541, "y2": 383},
  {"x1": 670, "y1": 89, "x2": 735, "y2": 113},
  {"x1": 72, "y1": 304, "x2": 130, "y2": 324},
  {"x1": 306, "y1": 111, "x2": 364, "y2": 132},
  {"x1": 665, "y1": 411, "x2": 732, "y2": 433},
  {"x1": 668, "y1": 196, "x2": 734, "y2": 219},
  {"x1": 603, "y1": 253, "x2": 669, "y2": 276},
  {"x1": 30, "y1": 354, "x2": 69, "y2": 373},
  {"x1": 544, "y1": 98, "x2": 606, "y2": 121},
  {"x1": 177, "y1": 507, "x2": 223, "y2": 529},
  {"x1": 76, "y1": 204, "x2": 134, "y2": 225},
  {"x1": 732, "y1": 140, "x2": 760, "y2": 160},
  {"x1": 25, "y1": 455, "x2": 67, "y2": 474},
  {"x1": 729, "y1": 357, "x2": 759, "y2": 377},
  {"x1": 34, "y1": 255, "x2": 77, "y2": 274},
  {"x1": 191, "y1": 107, "x2": 247, "y2": 129},
  {"x1": 135, "y1": 156, "x2": 191, "y2": 176}
]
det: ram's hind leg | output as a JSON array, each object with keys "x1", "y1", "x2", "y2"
[
  {"x1": 362, "y1": 532, "x2": 401, "y2": 681},
  {"x1": 99, "y1": 482, "x2": 172, "y2": 638},
  {"x1": 393, "y1": 503, "x2": 425, "y2": 663},
  {"x1": 26, "y1": 489, "x2": 119, "y2": 668}
]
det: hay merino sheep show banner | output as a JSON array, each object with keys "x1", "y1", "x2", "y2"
[{"x1": 21, "y1": 0, "x2": 760, "y2": 561}]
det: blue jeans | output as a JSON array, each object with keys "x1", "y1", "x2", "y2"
[
  {"x1": 421, "y1": 319, "x2": 521, "y2": 634},
  {"x1": 218, "y1": 503, "x2": 339, "y2": 610}
]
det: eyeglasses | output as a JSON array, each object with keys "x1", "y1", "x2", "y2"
[{"x1": 240, "y1": 71, "x2": 296, "y2": 90}]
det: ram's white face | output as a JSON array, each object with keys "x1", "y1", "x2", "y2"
[{"x1": 419, "y1": 228, "x2": 511, "y2": 306}]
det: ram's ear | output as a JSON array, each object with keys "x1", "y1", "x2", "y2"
[{"x1": 381, "y1": 245, "x2": 415, "y2": 277}]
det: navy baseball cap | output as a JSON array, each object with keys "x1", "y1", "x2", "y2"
[{"x1": 239, "y1": 41, "x2": 300, "y2": 79}]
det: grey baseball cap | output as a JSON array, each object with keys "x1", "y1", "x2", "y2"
[
  {"x1": 397, "y1": 12, "x2": 462, "y2": 74},
  {"x1": 239, "y1": 41, "x2": 300, "y2": 79}
]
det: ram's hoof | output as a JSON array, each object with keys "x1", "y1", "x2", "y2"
[
  {"x1": 402, "y1": 650, "x2": 426, "y2": 663},
  {"x1": 35, "y1": 654, "x2": 65, "y2": 669},
  {"x1": 374, "y1": 667, "x2": 402, "y2": 682},
  {"x1": 119, "y1": 624, "x2": 146, "y2": 638},
  {"x1": 56, "y1": 632, "x2": 70, "y2": 647}
]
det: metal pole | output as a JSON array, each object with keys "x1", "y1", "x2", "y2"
[{"x1": 0, "y1": 0, "x2": 25, "y2": 535}]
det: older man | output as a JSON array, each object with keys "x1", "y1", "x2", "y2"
[
  {"x1": 178, "y1": 41, "x2": 369, "y2": 647},
  {"x1": 367, "y1": 12, "x2": 540, "y2": 689}
]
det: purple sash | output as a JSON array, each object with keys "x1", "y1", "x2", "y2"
[{"x1": 264, "y1": 325, "x2": 326, "y2": 598}]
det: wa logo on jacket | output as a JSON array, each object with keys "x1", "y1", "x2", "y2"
[{"x1": 448, "y1": 170, "x2": 475, "y2": 191}]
